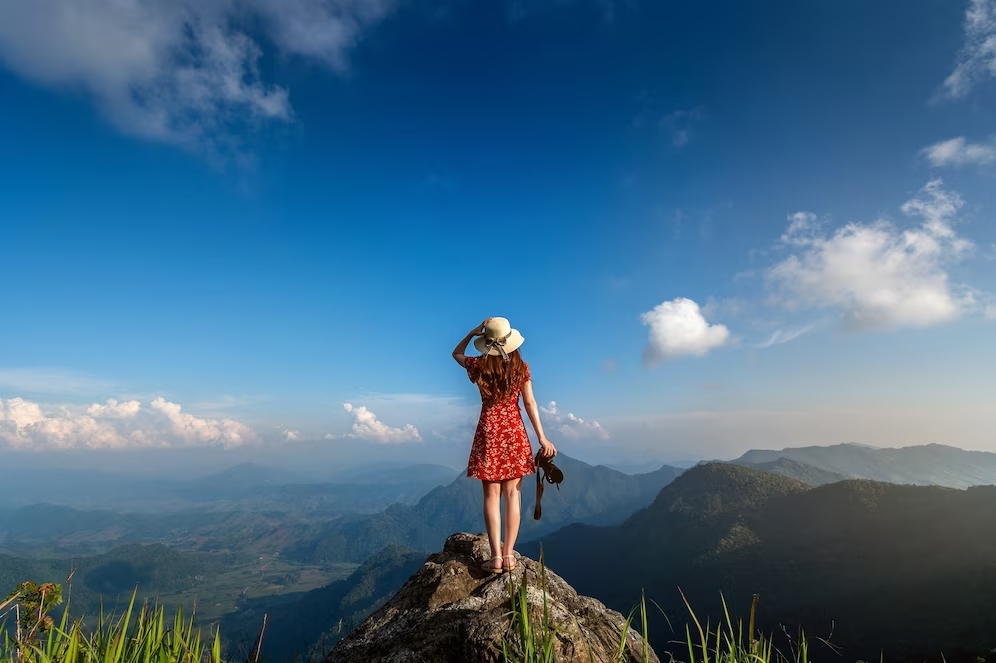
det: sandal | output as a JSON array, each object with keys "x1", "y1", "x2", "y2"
[
  {"x1": 481, "y1": 556, "x2": 503, "y2": 574},
  {"x1": 502, "y1": 555, "x2": 517, "y2": 573}
]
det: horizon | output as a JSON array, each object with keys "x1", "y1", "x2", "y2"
[
  {"x1": 0, "y1": 440, "x2": 984, "y2": 483},
  {"x1": 2, "y1": 0, "x2": 995, "y2": 476}
]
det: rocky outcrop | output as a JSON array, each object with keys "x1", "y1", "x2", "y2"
[{"x1": 324, "y1": 532, "x2": 659, "y2": 663}]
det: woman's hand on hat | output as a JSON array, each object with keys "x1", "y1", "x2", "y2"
[
  {"x1": 539, "y1": 438, "x2": 557, "y2": 458},
  {"x1": 471, "y1": 319, "x2": 490, "y2": 337}
]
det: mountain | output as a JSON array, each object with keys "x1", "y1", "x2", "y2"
[
  {"x1": 735, "y1": 443, "x2": 996, "y2": 488},
  {"x1": 322, "y1": 533, "x2": 658, "y2": 663},
  {"x1": 221, "y1": 546, "x2": 428, "y2": 663},
  {"x1": 523, "y1": 462, "x2": 996, "y2": 663},
  {"x1": 733, "y1": 457, "x2": 849, "y2": 486},
  {"x1": 285, "y1": 455, "x2": 683, "y2": 564},
  {"x1": 189, "y1": 462, "x2": 309, "y2": 490},
  {"x1": 600, "y1": 460, "x2": 672, "y2": 475}
]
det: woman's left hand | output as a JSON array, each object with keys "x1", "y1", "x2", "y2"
[{"x1": 539, "y1": 438, "x2": 557, "y2": 458}]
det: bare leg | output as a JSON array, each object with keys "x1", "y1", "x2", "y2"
[
  {"x1": 501, "y1": 478, "x2": 522, "y2": 568},
  {"x1": 482, "y1": 481, "x2": 503, "y2": 570}
]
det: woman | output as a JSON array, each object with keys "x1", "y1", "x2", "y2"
[{"x1": 452, "y1": 317, "x2": 557, "y2": 573}]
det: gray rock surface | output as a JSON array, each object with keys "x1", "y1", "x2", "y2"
[{"x1": 324, "y1": 532, "x2": 659, "y2": 663}]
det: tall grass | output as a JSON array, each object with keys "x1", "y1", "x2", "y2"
[
  {"x1": 678, "y1": 590, "x2": 812, "y2": 663},
  {"x1": 1, "y1": 581, "x2": 228, "y2": 663},
  {"x1": 499, "y1": 550, "x2": 655, "y2": 663},
  {"x1": 499, "y1": 553, "x2": 813, "y2": 663}
]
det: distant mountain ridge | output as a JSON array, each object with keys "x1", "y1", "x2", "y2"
[
  {"x1": 0, "y1": 461, "x2": 457, "y2": 515},
  {"x1": 523, "y1": 462, "x2": 996, "y2": 663},
  {"x1": 733, "y1": 457, "x2": 849, "y2": 486},
  {"x1": 734, "y1": 443, "x2": 996, "y2": 488},
  {"x1": 286, "y1": 454, "x2": 683, "y2": 564}
]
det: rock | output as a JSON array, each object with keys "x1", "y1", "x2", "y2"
[{"x1": 324, "y1": 532, "x2": 660, "y2": 663}]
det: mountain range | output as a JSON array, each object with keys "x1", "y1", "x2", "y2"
[
  {"x1": 522, "y1": 462, "x2": 996, "y2": 663},
  {"x1": 731, "y1": 442, "x2": 996, "y2": 489},
  {"x1": 0, "y1": 462, "x2": 460, "y2": 514},
  {"x1": 6, "y1": 443, "x2": 996, "y2": 663},
  {"x1": 285, "y1": 454, "x2": 684, "y2": 563}
]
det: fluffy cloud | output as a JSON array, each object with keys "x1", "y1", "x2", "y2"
[
  {"x1": 342, "y1": 403, "x2": 421, "y2": 444},
  {"x1": 86, "y1": 398, "x2": 141, "y2": 418},
  {"x1": 540, "y1": 401, "x2": 610, "y2": 440},
  {"x1": 938, "y1": 0, "x2": 996, "y2": 100},
  {"x1": 922, "y1": 137, "x2": 996, "y2": 167},
  {"x1": 641, "y1": 297, "x2": 731, "y2": 365},
  {"x1": 0, "y1": 0, "x2": 395, "y2": 153},
  {"x1": 0, "y1": 397, "x2": 255, "y2": 450},
  {"x1": 767, "y1": 180, "x2": 976, "y2": 330}
]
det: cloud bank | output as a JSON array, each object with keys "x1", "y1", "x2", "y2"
[
  {"x1": 641, "y1": 297, "x2": 730, "y2": 365},
  {"x1": 767, "y1": 180, "x2": 975, "y2": 330},
  {"x1": 939, "y1": 0, "x2": 996, "y2": 100},
  {"x1": 0, "y1": 397, "x2": 254, "y2": 450},
  {"x1": 342, "y1": 402, "x2": 422, "y2": 443},
  {"x1": 0, "y1": 0, "x2": 396, "y2": 152}
]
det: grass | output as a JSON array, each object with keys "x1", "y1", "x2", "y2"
[
  {"x1": 499, "y1": 552, "x2": 813, "y2": 663},
  {"x1": 1, "y1": 579, "x2": 239, "y2": 663}
]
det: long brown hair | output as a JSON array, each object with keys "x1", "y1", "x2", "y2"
[{"x1": 473, "y1": 350, "x2": 529, "y2": 403}]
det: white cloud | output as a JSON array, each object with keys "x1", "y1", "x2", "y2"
[
  {"x1": 641, "y1": 297, "x2": 731, "y2": 365},
  {"x1": 86, "y1": 398, "x2": 141, "y2": 418},
  {"x1": 921, "y1": 137, "x2": 996, "y2": 167},
  {"x1": 0, "y1": 396, "x2": 255, "y2": 450},
  {"x1": 342, "y1": 402, "x2": 421, "y2": 444},
  {"x1": 0, "y1": 0, "x2": 395, "y2": 154},
  {"x1": 282, "y1": 429, "x2": 301, "y2": 441},
  {"x1": 938, "y1": 0, "x2": 996, "y2": 100},
  {"x1": 767, "y1": 180, "x2": 976, "y2": 330},
  {"x1": 150, "y1": 397, "x2": 253, "y2": 447},
  {"x1": 986, "y1": 303, "x2": 996, "y2": 319},
  {"x1": 540, "y1": 401, "x2": 610, "y2": 440},
  {"x1": 757, "y1": 324, "x2": 817, "y2": 348},
  {"x1": 781, "y1": 212, "x2": 824, "y2": 246}
]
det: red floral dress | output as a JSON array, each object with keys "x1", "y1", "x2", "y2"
[{"x1": 465, "y1": 357, "x2": 537, "y2": 482}]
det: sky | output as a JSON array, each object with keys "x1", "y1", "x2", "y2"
[{"x1": 1, "y1": 0, "x2": 995, "y2": 476}]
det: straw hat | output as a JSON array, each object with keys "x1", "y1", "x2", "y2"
[{"x1": 473, "y1": 317, "x2": 525, "y2": 359}]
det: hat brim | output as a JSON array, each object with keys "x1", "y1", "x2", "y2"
[{"x1": 474, "y1": 329, "x2": 525, "y2": 356}]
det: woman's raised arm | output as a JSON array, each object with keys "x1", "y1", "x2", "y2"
[{"x1": 452, "y1": 319, "x2": 489, "y2": 367}]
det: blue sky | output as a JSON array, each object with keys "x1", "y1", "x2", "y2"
[{"x1": 1, "y1": 0, "x2": 995, "y2": 475}]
